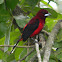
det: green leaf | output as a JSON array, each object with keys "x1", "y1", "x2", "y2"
[
  {"x1": 0, "y1": 22, "x2": 8, "y2": 38},
  {"x1": 56, "y1": 53, "x2": 62, "y2": 61},
  {"x1": 2, "y1": 52, "x2": 8, "y2": 62},
  {"x1": 22, "y1": 7, "x2": 58, "y2": 18},
  {"x1": 0, "y1": 4, "x2": 11, "y2": 22},
  {"x1": 0, "y1": 50, "x2": 3, "y2": 59},
  {"x1": 15, "y1": 41, "x2": 26, "y2": 60},
  {"x1": 4, "y1": 26, "x2": 11, "y2": 52},
  {"x1": 6, "y1": 0, "x2": 19, "y2": 10},
  {"x1": 19, "y1": 48, "x2": 27, "y2": 59},
  {"x1": 56, "y1": 14, "x2": 62, "y2": 20},
  {"x1": 54, "y1": 48, "x2": 62, "y2": 61},
  {"x1": 54, "y1": 42, "x2": 62, "y2": 48},
  {"x1": 15, "y1": 48, "x2": 24, "y2": 60},
  {"x1": 50, "y1": 52, "x2": 56, "y2": 59},
  {"x1": 0, "y1": 0, "x2": 4, "y2": 4},
  {"x1": 10, "y1": 28, "x2": 20, "y2": 45},
  {"x1": 55, "y1": 29, "x2": 62, "y2": 42},
  {"x1": 25, "y1": 0, "x2": 38, "y2": 7},
  {"x1": 7, "y1": 53, "x2": 15, "y2": 62},
  {"x1": 0, "y1": 50, "x2": 9, "y2": 62},
  {"x1": 16, "y1": 19, "x2": 28, "y2": 28},
  {"x1": 20, "y1": 0, "x2": 39, "y2": 8},
  {"x1": 9, "y1": 28, "x2": 26, "y2": 60},
  {"x1": 0, "y1": 36, "x2": 5, "y2": 45},
  {"x1": 41, "y1": 0, "x2": 53, "y2": 8},
  {"x1": 55, "y1": 48, "x2": 62, "y2": 55},
  {"x1": 49, "y1": 59, "x2": 56, "y2": 62},
  {"x1": 0, "y1": 30, "x2": 5, "y2": 38},
  {"x1": 25, "y1": 50, "x2": 36, "y2": 62},
  {"x1": 48, "y1": 0, "x2": 54, "y2": 2},
  {"x1": 0, "y1": 21, "x2": 11, "y2": 39},
  {"x1": 0, "y1": 4, "x2": 11, "y2": 38},
  {"x1": 57, "y1": 53, "x2": 62, "y2": 61},
  {"x1": 7, "y1": 28, "x2": 21, "y2": 52},
  {"x1": 45, "y1": 18, "x2": 57, "y2": 32}
]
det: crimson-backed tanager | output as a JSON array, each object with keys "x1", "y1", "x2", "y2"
[{"x1": 10, "y1": 9, "x2": 51, "y2": 54}]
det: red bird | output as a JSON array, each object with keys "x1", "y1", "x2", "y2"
[{"x1": 10, "y1": 9, "x2": 51, "y2": 53}]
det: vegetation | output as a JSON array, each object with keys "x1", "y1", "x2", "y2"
[{"x1": 0, "y1": 0, "x2": 62, "y2": 62}]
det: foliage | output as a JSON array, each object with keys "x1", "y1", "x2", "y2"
[{"x1": 0, "y1": 0, "x2": 62, "y2": 62}]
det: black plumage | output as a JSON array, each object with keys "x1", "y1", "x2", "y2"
[{"x1": 22, "y1": 19, "x2": 39, "y2": 41}]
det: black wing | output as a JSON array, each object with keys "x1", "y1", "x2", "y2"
[{"x1": 22, "y1": 19, "x2": 39, "y2": 41}]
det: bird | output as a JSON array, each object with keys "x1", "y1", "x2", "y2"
[{"x1": 10, "y1": 9, "x2": 51, "y2": 54}]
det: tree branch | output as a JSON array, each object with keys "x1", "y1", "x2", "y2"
[
  {"x1": 18, "y1": 48, "x2": 35, "y2": 62},
  {"x1": 35, "y1": 39, "x2": 42, "y2": 62},
  {"x1": 41, "y1": 30, "x2": 50, "y2": 36},
  {"x1": 39, "y1": 33, "x2": 46, "y2": 48},
  {"x1": 29, "y1": 34, "x2": 46, "y2": 62},
  {"x1": 0, "y1": 45, "x2": 34, "y2": 48},
  {"x1": 29, "y1": 47, "x2": 45, "y2": 62},
  {"x1": 12, "y1": 19, "x2": 22, "y2": 32},
  {"x1": 43, "y1": 20, "x2": 62, "y2": 62}
]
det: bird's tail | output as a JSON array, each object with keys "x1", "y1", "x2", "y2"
[{"x1": 10, "y1": 38, "x2": 23, "y2": 54}]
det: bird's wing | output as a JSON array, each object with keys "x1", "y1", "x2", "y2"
[{"x1": 22, "y1": 19, "x2": 39, "y2": 41}]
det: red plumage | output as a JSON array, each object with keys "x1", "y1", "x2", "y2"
[
  {"x1": 10, "y1": 9, "x2": 51, "y2": 54},
  {"x1": 21, "y1": 9, "x2": 48, "y2": 41}
]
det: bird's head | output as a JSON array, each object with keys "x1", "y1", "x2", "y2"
[{"x1": 36, "y1": 9, "x2": 51, "y2": 19}]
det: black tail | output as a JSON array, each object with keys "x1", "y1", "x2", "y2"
[
  {"x1": 10, "y1": 38, "x2": 22, "y2": 54},
  {"x1": 10, "y1": 40, "x2": 19, "y2": 54}
]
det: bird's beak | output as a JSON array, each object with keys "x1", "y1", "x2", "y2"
[{"x1": 44, "y1": 13, "x2": 51, "y2": 17}]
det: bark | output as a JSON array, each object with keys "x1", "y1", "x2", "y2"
[
  {"x1": 28, "y1": 20, "x2": 62, "y2": 62},
  {"x1": 43, "y1": 20, "x2": 62, "y2": 62},
  {"x1": 35, "y1": 39, "x2": 42, "y2": 62}
]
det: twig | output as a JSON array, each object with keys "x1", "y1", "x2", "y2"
[
  {"x1": 43, "y1": 20, "x2": 62, "y2": 62},
  {"x1": 39, "y1": 33, "x2": 46, "y2": 48},
  {"x1": 29, "y1": 47, "x2": 45, "y2": 62},
  {"x1": 0, "y1": 45, "x2": 34, "y2": 48},
  {"x1": 29, "y1": 34, "x2": 46, "y2": 62},
  {"x1": 27, "y1": 38, "x2": 30, "y2": 54},
  {"x1": 35, "y1": 39, "x2": 42, "y2": 62},
  {"x1": 41, "y1": 29, "x2": 50, "y2": 36},
  {"x1": 13, "y1": 19, "x2": 22, "y2": 33},
  {"x1": 18, "y1": 48, "x2": 35, "y2": 62}
]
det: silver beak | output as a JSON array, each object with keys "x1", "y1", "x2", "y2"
[{"x1": 44, "y1": 13, "x2": 51, "y2": 17}]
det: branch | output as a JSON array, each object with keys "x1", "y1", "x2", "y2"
[
  {"x1": 41, "y1": 30, "x2": 50, "y2": 36},
  {"x1": 13, "y1": 19, "x2": 22, "y2": 32},
  {"x1": 18, "y1": 34, "x2": 46, "y2": 62},
  {"x1": 35, "y1": 39, "x2": 42, "y2": 62},
  {"x1": 29, "y1": 47, "x2": 45, "y2": 62},
  {"x1": 27, "y1": 38, "x2": 30, "y2": 54},
  {"x1": 29, "y1": 34, "x2": 46, "y2": 62},
  {"x1": 43, "y1": 20, "x2": 62, "y2": 62},
  {"x1": 18, "y1": 48, "x2": 35, "y2": 62},
  {"x1": 0, "y1": 45, "x2": 34, "y2": 48},
  {"x1": 39, "y1": 33, "x2": 46, "y2": 48}
]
